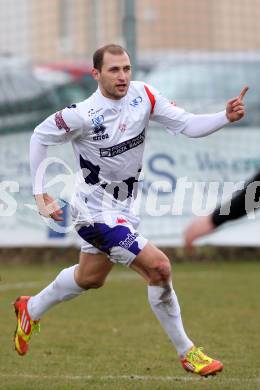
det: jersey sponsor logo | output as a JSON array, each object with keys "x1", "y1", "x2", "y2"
[
  {"x1": 67, "y1": 103, "x2": 77, "y2": 109},
  {"x1": 119, "y1": 232, "x2": 138, "y2": 249},
  {"x1": 99, "y1": 129, "x2": 145, "y2": 157},
  {"x1": 130, "y1": 96, "x2": 142, "y2": 108},
  {"x1": 55, "y1": 111, "x2": 70, "y2": 132}
]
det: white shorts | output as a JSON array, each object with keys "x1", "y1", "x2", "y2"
[{"x1": 75, "y1": 213, "x2": 148, "y2": 267}]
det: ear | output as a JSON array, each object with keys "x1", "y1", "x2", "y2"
[{"x1": 92, "y1": 68, "x2": 99, "y2": 81}]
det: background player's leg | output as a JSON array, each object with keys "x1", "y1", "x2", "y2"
[
  {"x1": 28, "y1": 252, "x2": 113, "y2": 320},
  {"x1": 130, "y1": 242, "x2": 193, "y2": 357}
]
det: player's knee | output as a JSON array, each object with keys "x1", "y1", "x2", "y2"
[
  {"x1": 86, "y1": 279, "x2": 105, "y2": 289},
  {"x1": 149, "y1": 256, "x2": 172, "y2": 284},
  {"x1": 76, "y1": 276, "x2": 105, "y2": 290}
]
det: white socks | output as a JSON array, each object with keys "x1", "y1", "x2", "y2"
[
  {"x1": 27, "y1": 266, "x2": 193, "y2": 357},
  {"x1": 148, "y1": 283, "x2": 193, "y2": 357},
  {"x1": 27, "y1": 265, "x2": 84, "y2": 320}
]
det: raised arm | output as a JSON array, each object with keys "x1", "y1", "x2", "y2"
[
  {"x1": 181, "y1": 86, "x2": 248, "y2": 137},
  {"x1": 148, "y1": 84, "x2": 248, "y2": 137}
]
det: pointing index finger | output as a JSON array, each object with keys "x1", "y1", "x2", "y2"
[{"x1": 239, "y1": 85, "x2": 249, "y2": 100}]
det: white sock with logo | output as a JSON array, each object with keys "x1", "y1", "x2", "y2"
[
  {"x1": 148, "y1": 283, "x2": 193, "y2": 357},
  {"x1": 27, "y1": 265, "x2": 84, "y2": 320}
]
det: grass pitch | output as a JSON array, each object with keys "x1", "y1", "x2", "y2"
[{"x1": 0, "y1": 259, "x2": 259, "y2": 389}]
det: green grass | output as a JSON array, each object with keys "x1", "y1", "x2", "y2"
[{"x1": 0, "y1": 260, "x2": 259, "y2": 389}]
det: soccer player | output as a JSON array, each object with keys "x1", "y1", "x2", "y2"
[
  {"x1": 184, "y1": 172, "x2": 260, "y2": 248},
  {"x1": 13, "y1": 44, "x2": 247, "y2": 376}
]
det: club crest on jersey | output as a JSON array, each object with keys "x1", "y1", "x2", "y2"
[
  {"x1": 92, "y1": 115, "x2": 106, "y2": 133},
  {"x1": 130, "y1": 96, "x2": 142, "y2": 108},
  {"x1": 92, "y1": 114, "x2": 108, "y2": 140}
]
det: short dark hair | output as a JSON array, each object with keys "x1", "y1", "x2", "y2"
[{"x1": 93, "y1": 44, "x2": 129, "y2": 71}]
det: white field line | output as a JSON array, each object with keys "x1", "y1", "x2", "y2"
[
  {"x1": 0, "y1": 373, "x2": 259, "y2": 383},
  {"x1": 0, "y1": 281, "x2": 44, "y2": 291},
  {"x1": 0, "y1": 273, "x2": 142, "y2": 291},
  {"x1": 0, "y1": 274, "x2": 139, "y2": 291},
  {"x1": 0, "y1": 270, "x2": 232, "y2": 291}
]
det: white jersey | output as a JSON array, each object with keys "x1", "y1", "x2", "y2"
[
  {"x1": 33, "y1": 81, "x2": 192, "y2": 223},
  {"x1": 33, "y1": 80, "x2": 228, "y2": 224}
]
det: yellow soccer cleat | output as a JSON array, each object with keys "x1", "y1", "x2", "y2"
[
  {"x1": 13, "y1": 296, "x2": 40, "y2": 356},
  {"x1": 181, "y1": 346, "x2": 223, "y2": 377}
]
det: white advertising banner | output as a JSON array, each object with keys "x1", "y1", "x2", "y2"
[
  {"x1": 140, "y1": 125, "x2": 260, "y2": 246},
  {"x1": 0, "y1": 126, "x2": 260, "y2": 247}
]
